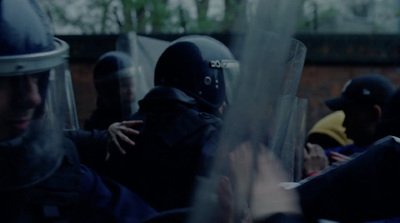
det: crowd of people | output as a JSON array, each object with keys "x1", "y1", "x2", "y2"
[{"x1": 2, "y1": 0, "x2": 400, "y2": 222}]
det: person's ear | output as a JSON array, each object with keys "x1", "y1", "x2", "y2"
[{"x1": 373, "y1": 105, "x2": 382, "y2": 121}]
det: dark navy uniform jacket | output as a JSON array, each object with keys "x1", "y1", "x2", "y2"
[
  {"x1": 79, "y1": 164, "x2": 156, "y2": 223},
  {"x1": 0, "y1": 138, "x2": 156, "y2": 223},
  {"x1": 107, "y1": 86, "x2": 222, "y2": 212}
]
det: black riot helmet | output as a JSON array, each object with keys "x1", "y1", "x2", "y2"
[
  {"x1": 0, "y1": 0, "x2": 72, "y2": 189},
  {"x1": 93, "y1": 51, "x2": 134, "y2": 99},
  {"x1": 0, "y1": 0, "x2": 55, "y2": 56},
  {"x1": 154, "y1": 35, "x2": 239, "y2": 113}
]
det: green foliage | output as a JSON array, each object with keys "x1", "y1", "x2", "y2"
[
  {"x1": 182, "y1": 0, "x2": 244, "y2": 34},
  {"x1": 222, "y1": 0, "x2": 245, "y2": 32},
  {"x1": 38, "y1": 0, "x2": 247, "y2": 34},
  {"x1": 124, "y1": 0, "x2": 175, "y2": 33},
  {"x1": 38, "y1": 0, "x2": 400, "y2": 34},
  {"x1": 297, "y1": 5, "x2": 338, "y2": 32}
]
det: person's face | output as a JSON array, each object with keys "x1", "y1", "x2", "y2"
[
  {"x1": 119, "y1": 77, "x2": 135, "y2": 104},
  {"x1": 342, "y1": 105, "x2": 378, "y2": 146},
  {"x1": 0, "y1": 75, "x2": 42, "y2": 141}
]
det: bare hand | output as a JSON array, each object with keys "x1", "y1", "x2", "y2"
[
  {"x1": 215, "y1": 175, "x2": 252, "y2": 223},
  {"x1": 250, "y1": 145, "x2": 301, "y2": 219},
  {"x1": 303, "y1": 143, "x2": 329, "y2": 177},
  {"x1": 229, "y1": 142, "x2": 300, "y2": 221},
  {"x1": 106, "y1": 120, "x2": 143, "y2": 161},
  {"x1": 216, "y1": 176, "x2": 235, "y2": 223},
  {"x1": 330, "y1": 151, "x2": 352, "y2": 165}
]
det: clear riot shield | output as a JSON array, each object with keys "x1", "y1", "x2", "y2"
[
  {"x1": 116, "y1": 32, "x2": 170, "y2": 113},
  {"x1": 0, "y1": 38, "x2": 70, "y2": 190},
  {"x1": 63, "y1": 69, "x2": 79, "y2": 131},
  {"x1": 293, "y1": 98, "x2": 308, "y2": 182},
  {"x1": 218, "y1": 60, "x2": 241, "y2": 105},
  {"x1": 189, "y1": 1, "x2": 306, "y2": 222},
  {"x1": 279, "y1": 97, "x2": 308, "y2": 182},
  {"x1": 268, "y1": 38, "x2": 307, "y2": 181},
  {"x1": 48, "y1": 67, "x2": 79, "y2": 131}
]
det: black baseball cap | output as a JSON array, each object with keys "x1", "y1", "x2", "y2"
[{"x1": 325, "y1": 74, "x2": 395, "y2": 111}]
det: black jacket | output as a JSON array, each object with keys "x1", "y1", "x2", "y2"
[
  {"x1": 107, "y1": 86, "x2": 222, "y2": 211},
  {"x1": 298, "y1": 136, "x2": 400, "y2": 222},
  {"x1": 0, "y1": 138, "x2": 156, "y2": 223}
]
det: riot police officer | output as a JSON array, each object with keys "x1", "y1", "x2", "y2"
[
  {"x1": 84, "y1": 51, "x2": 137, "y2": 131},
  {"x1": 0, "y1": 0, "x2": 156, "y2": 222},
  {"x1": 106, "y1": 35, "x2": 239, "y2": 211}
]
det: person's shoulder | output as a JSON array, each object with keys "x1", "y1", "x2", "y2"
[
  {"x1": 367, "y1": 135, "x2": 400, "y2": 155},
  {"x1": 195, "y1": 111, "x2": 222, "y2": 125},
  {"x1": 142, "y1": 86, "x2": 197, "y2": 106},
  {"x1": 373, "y1": 135, "x2": 400, "y2": 145},
  {"x1": 180, "y1": 110, "x2": 222, "y2": 137}
]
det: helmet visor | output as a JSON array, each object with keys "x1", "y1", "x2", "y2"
[
  {"x1": 0, "y1": 38, "x2": 71, "y2": 189},
  {"x1": 94, "y1": 66, "x2": 145, "y2": 120},
  {"x1": 116, "y1": 67, "x2": 139, "y2": 119},
  {"x1": 219, "y1": 60, "x2": 240, "y2": 105},
  {"x1": 116, "y1": 32, "x2": 170, "y2": 118}
]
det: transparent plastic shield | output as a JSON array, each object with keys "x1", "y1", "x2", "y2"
[
  {"x1": 220, "y1": 60, "x2": 240, "y2": 104},
  {"x1": 268, "y1": 38, "x2": 307, "y2": 157},
  {"x1": 0, "y1": 39, "x2": 69, "y2": 189},
  {"x1": 94, "y1": 67, "x2": 137, "y2": 120},
  {"x1": 293, "y1": 98, "x2": 308, "y2": 182},
  {"x1": 117, "y1": 69, "x2": 137, "y2": 118},
  {"x1": 189, "y1": 1, "x2": 305, "y2": 222},
  {"x1": 270, "y1": 95, "x2": 297, "y2": 180},
  {"x1": 278, "y1": 97, "x2": 308, "y2": 182},
  {"x1": 284, "y1": 39, "x2": 307, "y2": 96},
  {"x1": 63, "y1": 69, "x2": 79, "y2": 131},
  {"x1": 116, "y1": 32, "x2": 170, "y2": 113}
]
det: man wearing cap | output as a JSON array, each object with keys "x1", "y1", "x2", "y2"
[
  {"x1": 326, "y1": 74, "x2": 394, "y2": 146},
  {"x1": 297, "y1": 88, "x2": 400, "y2": 223},
  {"x1": 303, "y1": 74, "x2": 395, "y2": 177}
]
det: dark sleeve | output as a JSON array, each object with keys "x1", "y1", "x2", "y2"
[
  {"x1": 141, "y1": 208, "x2": 191, "y2": 223},
  {"x1": 324, "y1": 144, "x2": 352, "y2": 156},
  {"x1": 254, "y1": 213, "x2": 305, "y2": 223},
  {"x1": 84, "y1": 117, "x2": 94, "y2": 132},
  {"x1": 79, "y1": 164, "x2": 157, "y2": 223},
  {"x1": 64, "y1": 129, "x2": 108, "y2": 170},
  {"x1": 298, "y1": 136, "x2": 400, "y2": 222},
  {"x1": 324, "y1": 144, "x2": 365, "y2": 164},
  {"x1": 199, "y1": 124, "x2": 220, "y2": 176}
]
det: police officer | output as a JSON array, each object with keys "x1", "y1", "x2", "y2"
[
  {"x1": 106, "y1": 35, "x2": 239, "y2": 211},
  {"x1": 84, "y1": 51, "x2": 137, "y2": 131},
  {"x1": 0, "y1": 0, "x2": 156, "y2": 222}
]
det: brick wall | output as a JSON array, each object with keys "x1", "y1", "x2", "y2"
[
  {"x1": 70, "y1": 62, "x2": 400, "y2": 132},
  {"x1": 63, "y1": 34, "x2": 400, "y2": 132},
  {"x1": 69, "y1": 63, "x2": 96, "y2": 128},
  {"x1": 298, "y1": 65, "x2": 400, "y2": 130}
]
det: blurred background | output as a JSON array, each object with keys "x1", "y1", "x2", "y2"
[{"x1": 36, "y1": 0, "x2": 400, "y2": 130}]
